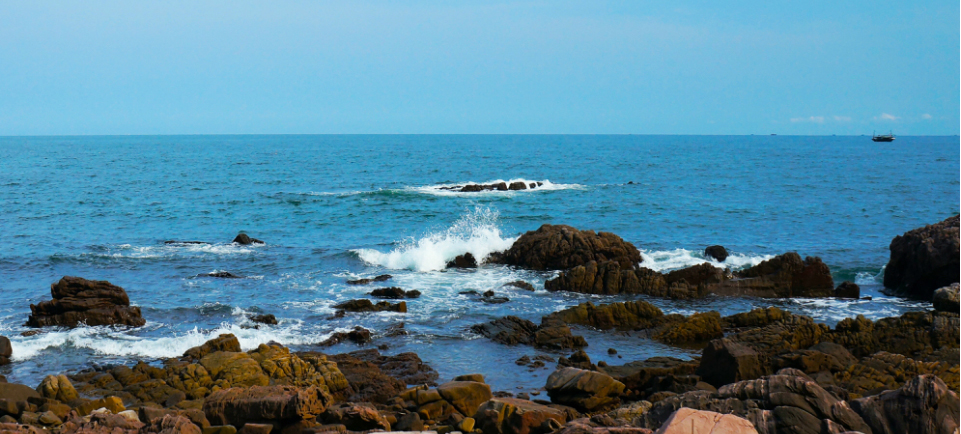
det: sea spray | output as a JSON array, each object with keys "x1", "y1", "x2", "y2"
[{"x1": 354, "y1": 207, "x2": 517, "y2": 272}]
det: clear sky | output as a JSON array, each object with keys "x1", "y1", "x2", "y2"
[{"x1": 1, "y1": 1, "x2": 958, "y2": 135}]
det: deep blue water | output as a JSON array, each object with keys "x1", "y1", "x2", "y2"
[{"x1": 0, "y1": 135, "x2": 957, "y2": 392}]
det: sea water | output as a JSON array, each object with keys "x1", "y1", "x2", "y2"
[{"x1": 0, "y1": 134, "x2": 957, "y2": 392}]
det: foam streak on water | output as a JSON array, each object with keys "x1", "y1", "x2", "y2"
[
  {"x1": 353, "y1": 207, "x2": 516, "y2": 272},
  {"x1": 640, "y1": 248, "x2": 773, "y2": 272}
]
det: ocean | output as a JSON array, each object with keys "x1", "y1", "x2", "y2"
[{"x1": 0, "y1": 134, "x2": 957, "y2": 392}]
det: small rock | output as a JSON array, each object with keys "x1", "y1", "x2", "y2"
[
  {"x1": 232, "y1": 233, "x2": 264, "y2": 245},
  {"x1": 447, "y1": 253, "x2": 478, "y2": 269},
  {"x1": 607, "y1": 348, "x2": 617, "y2": 355},
  {"x1": 704, "y1": 245, "x2": 729, "y2": 262},
  {"x1": 347, "y1": 275, "x2": 393, "y2": 285},
  {"x1": 501, "y1": 281, "x2": 535, "y2": 291},
  {"x1": 835, "y1": 281, "x2": 860, "y2": 299},
  {"x1": 200, "y1": 271, "x2": 243, "y2": 279},
  {"x1": 932, "y1": 283, "x2": 959, "y2": 313},
  {"x1": 248, "y1": 314, "x2": 277, "y2": 325}
]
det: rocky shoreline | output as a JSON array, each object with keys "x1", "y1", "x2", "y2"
[{"x1": 1, "y1": 216, "x2": 958, "y2": 434}]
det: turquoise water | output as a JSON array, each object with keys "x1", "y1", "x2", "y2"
[{"x1": 0, "y1": 135, "x2": 957, "y2": 391}]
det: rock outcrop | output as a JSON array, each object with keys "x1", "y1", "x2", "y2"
[
  {"x1": 471, "y1": 316, "x2": 587, "y2": 350},
  {"x1": 447, "y1": 253, "x2": 478, "y2": 268},
  {"x1": 0, "y1": 337, "x2": 10, "y2": 366},
  {"x1": 232, "y1": 234, "x2": 264, "y2": 245},
  {"x1": 369, "y1": 287, "x2": 421, "y2": 299},
  {"x1": 495, "y1": 225, "x2": 642, "y2": 271},
  {"x1": 883, "y1": 215, "x2": 960, "y2": 299},
  {"x1": 26, "y1": 276, "x2": 146, "y2": 328},
  {"x1": 704, "y1": 246, "x2": 729, "y2": 262},
  {"x1": 202, "y1": 385, "x2": 332, "y2": 427}
]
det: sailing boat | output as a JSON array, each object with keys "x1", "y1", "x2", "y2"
[{"x1": 872, "y1": 131, "x2": 895, "y2": 142}]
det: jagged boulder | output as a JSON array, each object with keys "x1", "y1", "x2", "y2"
[
  {"x1": 546, "y1": 368, "x2": 626, "y2": 413},
  {"x1": 27, "y1": 276, "x2": 146, "y2": 328},
  {"x1": 851, "y1": 374, "x2": 959, "y2": 434},
  {"x1": 883, "y1": 215, "x2": 960, "y2": 299},
  {"x1": 496, "y1": 225, "x2": 642, "y2": 271},
  {"x1": 203, "y1": 385, "x2": 332, "y2": 428}
]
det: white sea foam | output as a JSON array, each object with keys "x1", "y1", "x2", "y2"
[
  {"x1": 85, "y1": 242, "x2": 260, "y2": 260},
  {"x1": 639, "y1": 248, "x2": 774, "y2": 272},
  {"x1": 9, "y1": 322, "x2": 319, "y2": 362},
  {"x1": 411, "y1": 179, "x2": 585, "y2": 197},
  {"x1": 353, "y1": 208, "x2": 516, "y2": 272}
]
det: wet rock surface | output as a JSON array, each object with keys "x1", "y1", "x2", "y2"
[
  {"x1": 883, "y1": 215, "x2": 959, "y2": 299},
  {"x1": 26, "y1": 276, "x2": 146, "y2": 328}
]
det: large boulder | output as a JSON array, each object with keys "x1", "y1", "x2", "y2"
[
  {"x1": 37, "y1": 375, "x2": 79, "y2": 402},
  {"x1": 496, "y1": 225, "x2": 642, "y2": 271},
  {"x1": 343, "y1": 349, "x2": 439, "y2": 387},
  {"x1": 473, "y1": 398, "x2": 567, "y2": 434},
  {"x1": 183, "y1": 334, "x2": 242, "y2": 361},
  {"x1": 932, "y1": 283, "x2": 959, "y2": 313},
  {"x1": 437, "y1": 381, "x2": 493, "y2": 416},
  {"x1": 696, "y1": 339, "x2": 762, "y2": 388},
  {"x1": 202, "y1": 385, "x2": 332, "y2": 428},
  {"x1": 883, "y1": 215, "x2": 960, "y2": 299},
  {"x1": 546, "y1": 368, "x2": 626, "y2": 413},
  {"x1": 851, "y1": 374, "x2": 959, "y2": 434},
  {"x1": 642, "y1": 374, "x2": 871, "y2": 434},
  {"x1": 704, "y1": 246, "x2": 729, "y2": 262},
  {"x1": 655, "y1": 408, "x2": 757, "y2": 434},
  {"x1": 326, "y1": 352, "x2": 407, "y2": 403},
  {"x1": 26, "y1": 276, "x2": 146, "y2": 328}
]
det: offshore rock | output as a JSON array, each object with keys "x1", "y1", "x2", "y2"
[
  {"x1": 545, "y1": 261, "x2": 685, "y2": 298},
  {"x1": 834, "y1": 281, "x2": 860, "y2": 299},
  {"x1": 447, "y1": 253, "x2": 478, "y2": 268},
  {"x1": 704, "y1": 245, "x2": 729, "y2": 262},
  {"x1": 714, "y1": 252, "x2": 835, "y2": 298},
  {"x1": 932, "y1": 283, "x2": 959, "y2": 313},
  {"x1": 317, "y1": 327, "x2": 371, "y2": 346},
  {"x1": 496, "y1": 225, "x2": 642, "y2": 271},
  {"x1": 332, "y1": 299, "x2": 407, "y2": 313},
  {"x1": 883, "y1": 215, "x2": 960, "y2": 299},
  {"x1": 545, "y1": 368, "x2": 626, "y2": 413},
  {"x1": 27, "y1": 276, "x2": 146, "y2": 328},
  {"x1": 369, "y1": 287, "x2": 421, "y2": 299},
  {"x1": 851, "y1": 374, "x2": 959, "y2": 434},
  {"x1": 232, "y1": 234, "x2": 264, "y2": 245},
  {"x1": 346, "y1": 275, "x2": 392, "y2": 285}
]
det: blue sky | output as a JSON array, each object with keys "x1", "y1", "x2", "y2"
[{"x1": 1, "y1": 1, "x2": 957, "y2": 135}]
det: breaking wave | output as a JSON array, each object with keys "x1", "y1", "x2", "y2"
[
  {"x1": 639, "y1": 248, "x2": 774, "y2": 272},
  {"x1": 353, "y1": 207, "x2": 516, "y2": 272}
]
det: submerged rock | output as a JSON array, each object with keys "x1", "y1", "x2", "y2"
[
  {"x1": 346, "y1": 275, "x2": 392, "y2": 285},
  {"x1": 332, "y1": 299, "x2": 407, "y2": 313},
  {"x1": 502, "y1": 281, "x2": 536, "y2": 291},
  {"x1": 883, "y1": 215, "x2": 959, "y2": 299},
  {"x1": 494, "y1": 225, "x2": 643, "y2": 271},
  {"x1": 369, "y1": 287, "x2": 421, "y2": 299},
  {"x1": 26, "y1": 276, "x2": 146, "y2": 328}
]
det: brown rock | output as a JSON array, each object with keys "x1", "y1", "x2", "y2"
[
  {"x1": 202, "y1": 386, "x2": 332, "y2": 427},
  {"x1": 546, "y1": 301, "x2": 663, "y2": 330},
  {"x1": 655, "y1": 407, "x2": 757, "y2": 434},
  {"x1": 883, "y1": 215, "x2": 960, "y2": 299},
  {"x1": 496, "y1": 225, "x2": 642, "y2": 271},
  {"x1": 326, "y1": 353, "x2": 406, "y2": 403},
  {"x1": 933, "y1": 283, "x2": 960, "y2": 313},
  {"x1": 695, "y1": 339, "x2": 762, "y2": 388},
  {"x1": 834, "y1": 281, "x2": 860, "y2": 299},
  {"x1": 447, "y1": 253, "x2": 478, "y2": 268},
  {"x1": 473, "y1": 398, "x2": 566, "y2": 434},
  {"x1": 144, "y1": 414, "x2": 202, "y2": 434},
  {"x1": 183, "y1": 335, "x2": 242, "y2": 361},
  {"x1": 650, "y1": 312, "x2": 723, "y2": 345},
  {"x1": 704, "y1": 246, "x2": 729, "y2": 262},
  {"x1": 26, "y1": 276, "x2": 146, "y2": 328},
  {"x1": 437, "y1": 381, "x2": 493, "y2": 416},
  {"x1": 331, "y1": 299, "x2": 406, "y2": 313},
  {"x1": 545, "y1": 368, "x2": 626, "y2": 413}
]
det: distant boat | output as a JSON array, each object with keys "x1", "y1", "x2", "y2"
[{"x1": 872, "y1": 131, "x2": 895, "y2": 142}]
